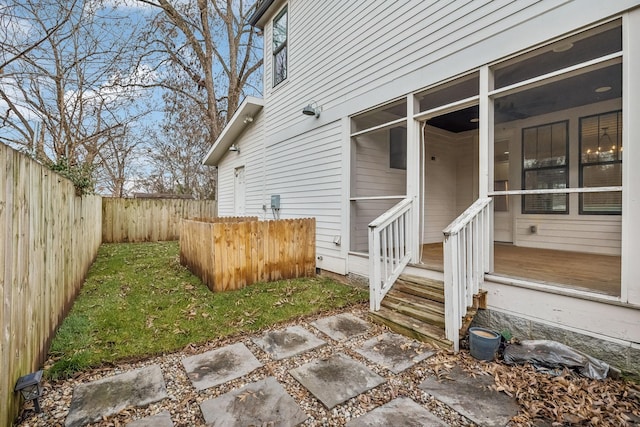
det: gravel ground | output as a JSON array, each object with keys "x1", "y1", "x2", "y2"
[{"x1": 14, "y1": 304, "x2": 640, "y2": 427}]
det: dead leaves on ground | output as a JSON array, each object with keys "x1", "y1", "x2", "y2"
[
  {"x1": 491, "y1": 366, "x2": 640, "y2": 426},
  {"x1": 428, "y1": 352, "x2": 640, "y2": 426}
]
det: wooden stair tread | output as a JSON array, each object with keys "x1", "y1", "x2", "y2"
[
  {"x1": 381, "y1": 298, "x2": 445, "y2": 327},
  {"x1": 371, "y1": 272, "x2": 484, "y2": 351},
  {"x1": 384, "y1": 289, "x2": 445, "y2": 313},
  {"x1": 369, "y1": 307, "x2": 452, "y2": 350},
  {"x1": 382, "y1": 291, "x2": 445, "y2": 327},
  {"x1": 398, "y1": 274, "x2": 444, "y2": 289},
  {"x1": 393, "y1": 281, "x2": 444, "y2": 303}
]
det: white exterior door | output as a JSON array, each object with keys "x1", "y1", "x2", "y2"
[{"x1": 234, "y1": 166, "x2": 245, "y2": 215}]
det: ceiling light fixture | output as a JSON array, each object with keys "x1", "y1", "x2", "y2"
[
  {"x1": 243, "y1": 116, "x2": 254, "y2": 124},
  {"x1": 229, "y1": 144, "x2": 240, "y2": 153},
  {"x1": 595, "y1": 86, "x2": 612, "y2": 93},
  {"x1": 552, "y1": 42, "x2": 574, "y2": 53},
  {"x1": 470, "y1": 118, "x2": 479, "y2": 123}
]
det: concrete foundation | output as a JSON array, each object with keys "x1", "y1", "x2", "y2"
[{"x1": 472, "y1": 309, "x2": 640, "y2": 378}]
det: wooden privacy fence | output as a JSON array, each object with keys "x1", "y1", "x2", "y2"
[
  {"x1": 180, "y1": 217, "x2": 316, "y2": 292},
  {"x1": 0, "y1": 144, "x2": 102, "y2": 426},
  {"x1": 102, "y1": 197, "x2": 217, "y2": 243}
]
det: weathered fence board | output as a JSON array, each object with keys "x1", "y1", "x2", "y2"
[
  {"x1": 102, "y1": 198, "x2": 217, "y2": 243},
  {"x1": 0, "y1": 144, "x2": 102, "y2": 426},
  {"x1": 180, "y1": 218, "x2": 316, "y2": 292}
]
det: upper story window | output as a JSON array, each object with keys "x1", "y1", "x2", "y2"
[{"x1": 272, "y1": 6, "x2": 288, "y2": 87}]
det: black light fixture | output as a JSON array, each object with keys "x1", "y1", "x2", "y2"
[
  {"x1": 15, "y1": 370, "x2": 44, "y2": 413},
  {"x1": 302, "y1": 101, "x2": 321, "y2": 118}
]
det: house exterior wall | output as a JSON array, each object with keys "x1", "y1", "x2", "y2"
[
  {"x1": 218, "y1": 114, "x2": 346, "y2": 273},
  {"x1": 217, "y1": 110, "x2": 265, "y2": 218},
  {"x1": 254, "y1": 0, "x2": 637, "y2": 266},
  {"x1": 215, "y1": 1, "x2": 640, "y2": 358},
  {"x1": 264, "y1": 120, "x2": 345, "y2": 272},
  {"x1": 262, "y1": 0, "x2": 638, "y2": 137},
  {"x1": 352, "y1": 134, "x2": 406, "y2": 199}
]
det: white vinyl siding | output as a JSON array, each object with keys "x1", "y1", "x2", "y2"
[
  {"x1": 262, "y1": 0, "x2": 638, "y2": 137},
  {"x1": 218, "y1": 118, "x2": 344, "y2": 270},
  {"x1": 217, "y1": 111, "x2": 265, "y2": 218},
  {"x1": 350, "y1": 199, "x2": 398, "y2": 253},
  {"x1": 514, "y1": 216, "x2": 621, "y2": 255},
  {"x1": 264, "y1": 122, "x2": 343, "y2": 257}
]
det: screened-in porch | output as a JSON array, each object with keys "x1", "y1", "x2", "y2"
[{"x1": 349, "y1": 18, "x2": 624, "y2": 299}]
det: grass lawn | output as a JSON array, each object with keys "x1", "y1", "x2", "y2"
[{"x1": 47, "y1": 241, "x2": 367, "y2": 379}]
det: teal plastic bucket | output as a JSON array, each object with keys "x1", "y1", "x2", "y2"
[{"x1": 469, "y1": 327, "x2": 500, "y2": 361}]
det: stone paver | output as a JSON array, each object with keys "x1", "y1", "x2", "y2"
[
  {"x1": 251, "y1": 325, "x2": 326, "y2": 360},
  {"x1": 65, "y1": 365, "x2": 168, "y2": 427},
  {"x1": 346, "y1": 397, "x2": 447, "y2": 427},
  {"x1": 311, "y1": 313, "x2": 371, "y2": 341},
  {"x1": 289, "y1": 353, "x2": 386, "y2": 409},
  {"x1": 54, "y1": 314, "x2": 532, "y2": 427},
  {"x1": 355, "y1": 332, "x2": 435, "y2": 374},
  {"x1": 200, "y1": 376, "x2": 308, "y2": 427},
  {"x1": 181, "y1": 342, "x2": 262, "y2": 391},
  {"x1": 419, "y1": 366, "x2": 519, "y2": 427},
  {"x1": 126, "y1": 411, "x2": 173, "y2": 427}
]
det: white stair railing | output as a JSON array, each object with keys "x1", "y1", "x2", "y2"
[
  {"x1": 368, "y1": 198, "x2": 413, "y2": 311},
  {"x1": 443, "y1": 197, "x2": 493, "y2": 352}
]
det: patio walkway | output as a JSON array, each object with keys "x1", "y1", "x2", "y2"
[{"x1": 60, "y1": 311, "x2": 518, "y2": 427}]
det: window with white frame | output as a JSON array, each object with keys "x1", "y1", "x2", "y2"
[
  {"x1": 272, "y1": 6, "x2": 288, "y2": 87},
  {"x1": 579, "y1": 110, "x2": 622, "y2": 214}
]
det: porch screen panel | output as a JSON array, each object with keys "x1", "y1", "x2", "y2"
[
  {"x1": 350, "y1": 199, "x2": 399, "y2": 252},
  {"x1": 416, "y1": 72, "x2": 479, "y2": 113},
  {"x1": 351, "y1": 126, "x2": 407, "y2": 198},
  {"x1": 351, "y1": 99, "x2": 406, "y2": 133},
  {"x1": 350, "y1": 99, "x2": 408, "y2": 254},
  {"x1": 493, "y1": 20, "x2": 621, "y2": 89}
]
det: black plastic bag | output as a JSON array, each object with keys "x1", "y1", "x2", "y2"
[{"x1": 503, "y1": 340, "x2": 610, "y2": 379}]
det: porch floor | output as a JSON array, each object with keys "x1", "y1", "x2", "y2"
[{"x1": 420, "y1": 243, "x2": 621, "y2": 297}]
